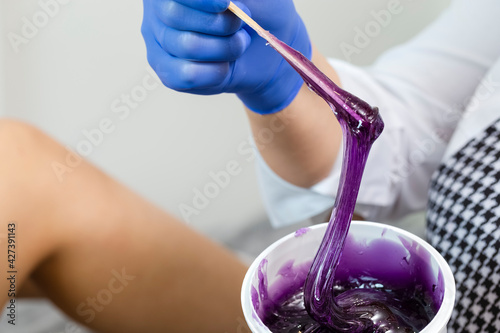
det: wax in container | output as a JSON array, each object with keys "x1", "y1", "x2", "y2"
[{"x1": 241, "y1": 222, "x2": 455, "y2": 333}]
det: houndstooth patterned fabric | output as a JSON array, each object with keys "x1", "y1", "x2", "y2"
[{"x1": 427, "y1": 120, "x2": 500, "y2": 333}]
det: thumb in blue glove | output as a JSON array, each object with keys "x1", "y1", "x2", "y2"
[{"x1": 141, "y1": 0, "x2": 311, "y2": 114}]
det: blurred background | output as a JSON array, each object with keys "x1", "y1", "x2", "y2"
[{"x1": 0, "y1": 0, "x2": 449, "y2": 331}]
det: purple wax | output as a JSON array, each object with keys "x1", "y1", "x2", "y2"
[
  {"x1": 256, "y1": 34, "x2": 438, "y2": 332},
  {"x1": 257, "y1": 232, "x2": 441, "y2": 333},
  {"x1": 295, "y1": 228, "x2": 310, "y2": 238}
]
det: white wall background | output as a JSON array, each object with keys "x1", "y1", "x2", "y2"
[{"x1": 0, "y1": 0, "x2": 450, "y2": 243}]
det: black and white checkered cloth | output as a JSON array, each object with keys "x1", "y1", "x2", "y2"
[{"x1": 427, "y1": 120, "x2": 500, "y2": 333}]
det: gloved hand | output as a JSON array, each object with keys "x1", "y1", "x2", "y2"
[{"x1": 141, "y1": 0, "x2": 311, "y2": 114}]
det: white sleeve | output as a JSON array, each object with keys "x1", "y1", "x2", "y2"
[{"x1": 257, "y1": 0, "x2": 500, "y2": 228}]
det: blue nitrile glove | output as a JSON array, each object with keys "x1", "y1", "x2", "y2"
[{"x1": 142, "y1": 0, "x2": 311, "y2": 114}]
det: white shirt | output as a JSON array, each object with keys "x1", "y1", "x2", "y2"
[{"x1": 257, "y1": 0, "x2": 500, "y2": 227}]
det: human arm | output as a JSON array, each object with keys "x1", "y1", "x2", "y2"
[
  {"x1": 142, "y1": 0, "x2": 346, "y2": 188},
  {"x1": 255, "y1": 0, "x2": 500, "y2": 226},
  {"x1": 141, "y1": 0, "x2": 500, "y2": 224},
  {"x1": 245, "y1": 45, "x2": 343, "y2": 188}
]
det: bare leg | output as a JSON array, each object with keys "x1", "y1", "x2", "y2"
[{"x1": 0, "y1": 119, "x2": 249, "y2": 332}]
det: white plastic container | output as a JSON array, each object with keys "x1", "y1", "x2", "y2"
[{"x1": 241, "y1": 221, "x2": 455, "y2": 333}]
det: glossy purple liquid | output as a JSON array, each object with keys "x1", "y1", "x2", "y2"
[
  {"x1": 257, "y1": 231, "x2": 441, "y2": 333},
  {"x1": 256, "y1": 34, "x2": 438, "y2": 332}
]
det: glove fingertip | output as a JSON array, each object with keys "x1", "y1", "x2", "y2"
[
  {"x1": 213, "y1": 0, "x2": 230, "y2": 12},
  {"x1": 238, "y1": 28, "x2": 252, "y2": 53}
]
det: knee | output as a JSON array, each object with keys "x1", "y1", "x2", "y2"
[
  {"x1": 0, "y1": 118, "x2": 47, "y2": 156},
  {"x1": 0, "y1": 118, "x2": 66, "y2": 187},
  {"x1": 0, "y1": 118, "x2": 71, "y2": 230},
  {"x1": 0, "y1": 120, "x2": 69, "y2": 282}
]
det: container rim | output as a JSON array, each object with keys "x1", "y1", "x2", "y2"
[{"x1": 241, "y1": 221, "x2": 456, "y2": 333}]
